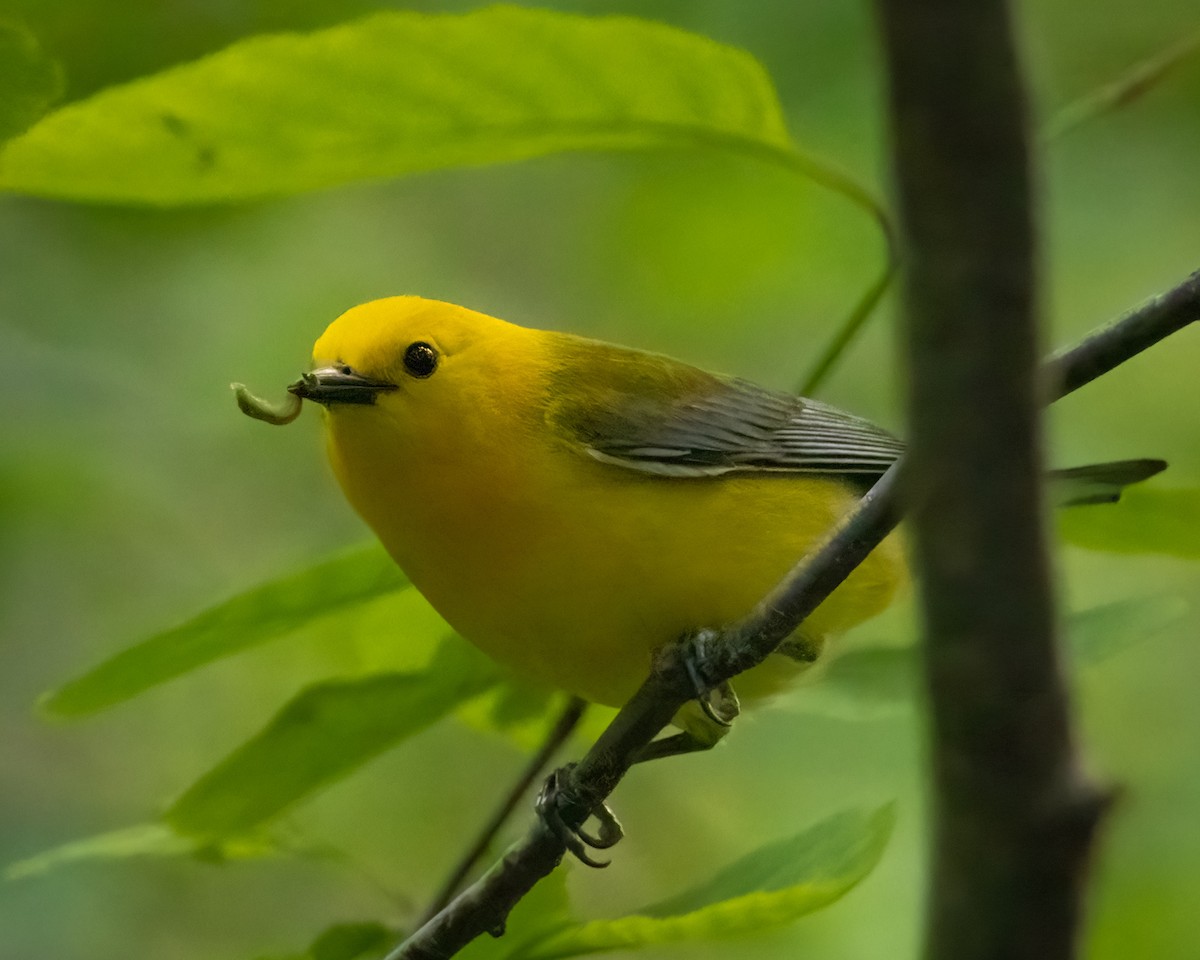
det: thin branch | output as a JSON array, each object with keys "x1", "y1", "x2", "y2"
[
  {"x1": 1043, "y1": 30, "x2": 1200, "y2": 141},
  {"x1": 1045, "y1": 269, "x2": 1200, "y2": 399},
  {"x1": 385, "y1": 267, "x2": 1198, "y2": 960},
  {"x1": 418, "y1": 697, "x2": 587, "y2": 926}
]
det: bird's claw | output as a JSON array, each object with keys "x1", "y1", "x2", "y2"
[
  {"x1": 573, "y1": 800, "x2": 623, "y2": 850},
  {"x1": 685, "y1": 630, "x2": 741, "y2": 727},
  {"x1": 536, "y1": 765, "x2": 624, "y2": 868}
]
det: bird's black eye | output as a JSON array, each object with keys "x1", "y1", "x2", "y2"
[{"x1": 403, "y1": 341, "x2": 438, "y2": 378}]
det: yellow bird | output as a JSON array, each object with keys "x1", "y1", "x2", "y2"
[{"x1": 282, "y1": 296, "x2": 1162, "y2": 748}]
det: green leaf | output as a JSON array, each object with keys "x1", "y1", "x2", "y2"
[
  {"x1": 798, "y1": 595, "x2": 1188, "y2": 720},
  {"x1": 4, "y1": 823, "x2": 277, "y2": 881},
  {"x1": 795, "y1": 646, "x2": 917, "y2": 721},
  {"x1": 6, "y1": 824, "x2": 190, "y2": 880},
  {"x1": 298, "y1": 922, "x2": 398, "y2": 960},
  {"x1": 456, "y1": 679, "x2": 617, "y2": 755},
  {"x1": 1065, "y1": 594, "x2": 1190, "y2": 664},
  {"x1": 459, "y1": 681, "x2": 570, "y2": 750},
  {"x1": 42, "y1": 543, "x2": 406, "y2": 718},
  {"x1": 165, "y1": 639, "x2": 499, "y2": 839},
  {"x1": 0, "y1": 6, "x2": 795, "y2": 205},
  {"x1": 0, "y1": 21, "x2": 63, "y2": 144},
  {"x1": 512, "y1": 805, "x2": 894, "y2": 960},
  {"x1": 254, "y1": 921, "x2": 402, "y2": 960},
  {"x1": 307, "y1": 923, "x2": 397, "y2": 960},
  {"x1": 1059, "y1": 486, "x2": 1200, "y2": 559}
]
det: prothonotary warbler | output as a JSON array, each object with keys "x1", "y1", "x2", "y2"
[{"x1": 264, "y1": 296, "x2": 1163, "y2": 747}]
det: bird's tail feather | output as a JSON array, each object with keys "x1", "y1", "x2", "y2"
[{"x1": 1049, "y1": 458, "x2": 1166, "y2": 507}]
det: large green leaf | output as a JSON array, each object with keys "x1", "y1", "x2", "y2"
[
  {"x1": 1059, "y1": 487, "x2": 1200, "y2": 559},
  {"x1": 510, "y1": 805, "x2": 894, "y2": 959},
  {"x1": 4, "y1": 823, "x2": 277, "y2": 881},
  {"x1": 0, "y1": 6, "x2": 800, "y2": 205},
  {"x1": 165, "y1": 639, "x2": 499, "y2": 839},
  {"x1": 42, "y1": 544, "x2": 406, "y2": 718},
  {"x1": 0, "y1": 21, "x2": 63, "y2": 144}
]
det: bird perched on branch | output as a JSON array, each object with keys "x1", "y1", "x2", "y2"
[{"x1": 247, "y1": 296, "x2": 1164, "y2": 751}]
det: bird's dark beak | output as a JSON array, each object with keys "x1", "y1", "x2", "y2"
[{"x1": 288, "y1": 366, "x2": 397, "y2": 406}]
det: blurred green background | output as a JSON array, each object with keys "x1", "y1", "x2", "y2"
[{"x1": 2, "y1": 1, "x2": 1198, "y2": 958}]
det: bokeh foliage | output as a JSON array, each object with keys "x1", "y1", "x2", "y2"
[{"x1": 2, "y1": 3, "x2": 1198, "y2": 960}]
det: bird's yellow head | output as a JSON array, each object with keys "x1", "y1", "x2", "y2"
[
  {"x1": 289, "y1": 296, "x2": 556, "y2": 482},
  {"x1": 291, "y1": 296, "x2": 515, "y2": 407},
  {"x1": 295, "y1": 295, "x2": 563, "y2": 426},
  {"x1": 288, "y1": 296, "x2": 568, "y2": 573}
]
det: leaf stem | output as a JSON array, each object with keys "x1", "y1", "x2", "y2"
[
  {"x1": 738, "y1": 140, "x2": 901, "y2": 397},
  {"x1": 797, "y1": 258, "x2": 897, "y2": 397}
]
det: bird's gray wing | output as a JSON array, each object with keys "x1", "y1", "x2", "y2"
[{"x1": 551, "y1": 362, "x2": 905, "y2": 481}]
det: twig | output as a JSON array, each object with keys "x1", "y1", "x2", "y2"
[
  {"x1": 1043, "y1": 30, "x2": 1200, "y2": 141},
  {"x1": 384, "y1": 267, "x2": 1198, "y2": 960},
  {"x1": 1045, "y1": 269, "x2": 1200, "y2": 399},
  {"x1": 798, "y1": 258, "x2": 898, "y2": 397},
  {"x1": 418, "y1": 697, "x2": 587, "y2": 926}
]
